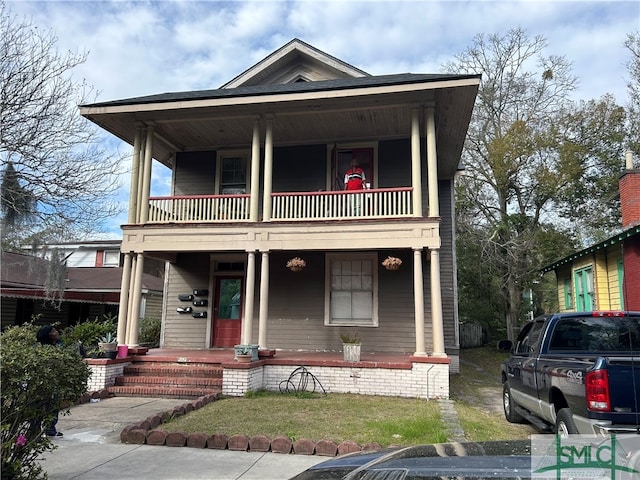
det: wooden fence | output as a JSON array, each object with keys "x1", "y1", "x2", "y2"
[{"x1": 459, "y1": 323, "x2": 484, "y2": 348}]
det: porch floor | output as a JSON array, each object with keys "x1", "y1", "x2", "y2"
[{"x1": 130, "y1": 348, "x2": 442, "y2": 369}]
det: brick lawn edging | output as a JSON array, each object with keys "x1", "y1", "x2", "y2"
[{"x1": 116, "y1": 392, "x2": 383, "y2": 457}]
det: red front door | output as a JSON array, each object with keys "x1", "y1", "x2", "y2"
[{"x1": 212, "y1": 277, "x2": 243, "y2": 347}]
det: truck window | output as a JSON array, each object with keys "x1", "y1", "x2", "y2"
[
  {"x1": 515, "y1": 320, "x2": 545, "y2": 354},
  {"x1": 549, "y1": 316, "x2": 640, "y2": 353}
]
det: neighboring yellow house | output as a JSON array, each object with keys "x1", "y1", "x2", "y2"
[
  {"x1": 543, "y1": 153, "x2": 640, "y2": 313},
  {"x1": 544, "y1": 227, "x2": 639, "y2": 312}
]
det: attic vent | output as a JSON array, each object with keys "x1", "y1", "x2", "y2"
[{"x1": 295, "y1": 78, "x2": 308, "y2": 83}]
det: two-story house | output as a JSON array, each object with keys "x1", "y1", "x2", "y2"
[
  {"x1": 79, "y1": 39, "x2": 480, "y2": 398},
  {"x1": 542, "y1": 151, "x2": 640, "y2": 312}
]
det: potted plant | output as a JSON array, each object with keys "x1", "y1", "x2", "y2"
[
  {"x1": 382, "y1": 256, "x2": 402, "y2": 270},
  {"x1": 234, "y1": 344, "x2": 258, "y2": 362},
  {"x1": 340, "y1": 330, "x2": 361, "y2": 362},
  {"x1": 286, "y1": 257, "x2": 306, "y2": 272},
  {"x1": 98, "y1": 332, "x2": 118, "y2": 359}
]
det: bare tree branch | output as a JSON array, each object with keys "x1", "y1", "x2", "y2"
[{"x1": 0, "y1": 1, "x2": 125, "y2": 248}]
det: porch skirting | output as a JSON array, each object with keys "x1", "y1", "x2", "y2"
[
  {"x1": 223, "y1": 359, "x2": 450, "y2": 399},
  {"x1": 85, "y1": 355, "x2": 450, "y2": 400}
]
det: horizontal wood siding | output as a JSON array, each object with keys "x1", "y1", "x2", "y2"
[
  {"x1": 594, "y1": 251, "x2": 609, "y2": 310},
  {"x1": 143, "y1": 293, "x2": 163, "y2": 320},
  {"x1": 174, "y1": 151, "x2": 217, "y2": 196},
  {"x1": 253, "y1": 251, "x2": 327, "y2": 350},
  {"x1": 163, "y1": 253, "x2": 211, "y2": 348},
  {"x1": 438, "y1": 180, "x2": 457, "y2": 350},
  {"x1": 606, "y1": 246, "x2": 623, "y2": 309},
  {"x1": 272, "y1": 144, "x2": 327, "y2": 192},
  {"x1": 556, "y1": 266, "x2": 571, "y2": 311},
  {"x1": 247, "y1": 251, "x2": 424, "y2": 354}
]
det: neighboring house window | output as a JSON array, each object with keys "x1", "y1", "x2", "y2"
[
  {"x1": 617, "y1": 260, "x2": 624, "y2": 309},
  {"x1": 574, "y1": 266, "x2": 594, "y2": 311},
  {"x1": 219, "y1": 154, "x2": 247, "y2": 194},
  {"x1": 563, "y1": 278, "x2": 573, "y2": 310},
  {"x1": 325, "y1": 253, "x2": 378, "y2": 327},
  {"x1": 103, "y1": 250, "x2": 120, "y2": 267}
]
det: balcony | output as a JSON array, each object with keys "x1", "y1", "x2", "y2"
[{"x1": 147, "y1": 188, "x2": 414, "y2": 224}]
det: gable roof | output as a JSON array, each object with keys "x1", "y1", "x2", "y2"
[{"x1": 221, "y1": 38, "x2": 369, "y2": 88}]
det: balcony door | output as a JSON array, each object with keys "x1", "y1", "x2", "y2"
[
  {"x1": 212, "y1": 276, "x2": 243, "y2": 347},
  {"x1": 332, "y1": 146, "x2": 374, "y2": 191}
]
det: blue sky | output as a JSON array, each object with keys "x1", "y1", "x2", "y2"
[{"x1": 6, "y1": 0, "x2": 640, "y2": 238}]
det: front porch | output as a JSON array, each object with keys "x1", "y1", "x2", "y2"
[{"x1": 87, "y1": 348, "x2": 450, "y2": 400}]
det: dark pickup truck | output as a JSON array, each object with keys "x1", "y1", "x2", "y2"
[{"x1": 500, "y1": 311, "x2": 640, "y2": 435}]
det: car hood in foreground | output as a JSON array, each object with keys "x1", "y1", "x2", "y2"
[{"x1": 290, "y1": 440, "x2": 532, "y2": 480}]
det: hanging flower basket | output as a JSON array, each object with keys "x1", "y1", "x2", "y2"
[
  {"x1": 286, "y1": 257, "x2": 306, "y2": 272},
  {"x1": 382, "y1": 256, "x2": 402, "y2": 271}
]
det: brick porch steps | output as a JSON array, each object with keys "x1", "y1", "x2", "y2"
[{"x1": 108, "y1": 361, "x2": 223, "y2": 400}]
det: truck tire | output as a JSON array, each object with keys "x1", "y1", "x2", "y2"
[
  {"x1": 503, "y1": 383, "x2": 525, "y2": 423},
  {"x1": 555, "y1": 408, "x2": 578, "y2": 436}
]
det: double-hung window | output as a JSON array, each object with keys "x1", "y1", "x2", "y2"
[
  {"x1": 218, "y1": 154, "x2": 247, "y2": 194},
  {"x1": 325, "y1": 253, "x2": 378, "y2": 327}
]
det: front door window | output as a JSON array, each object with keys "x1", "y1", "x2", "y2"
[{"x1": 212, "y1": 277, "x2": 243, "y2": 347}]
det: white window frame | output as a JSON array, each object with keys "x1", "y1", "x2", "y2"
[
  {"x1": 324, "y1": 252, "x2": 378, "y2": 327},
  {"x1": 216, "y1": 150, "x2": 250, "y2": 194},
  {"x1": 103, "y1": 250, "x2": 120, "y2": 267}
]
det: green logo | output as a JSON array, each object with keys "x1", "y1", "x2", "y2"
[{"x1": 532, "y1": 434, "x2": 640, "y2": 480}]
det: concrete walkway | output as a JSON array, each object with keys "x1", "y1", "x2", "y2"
[{"x1": 38, "y1": 397, "x2": 326, "y2": 480}]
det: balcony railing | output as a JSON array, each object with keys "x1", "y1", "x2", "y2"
[
  {"x1": 271, "y1": 188, "x2": 413, "y2": 221},
  {"x1": 148, "y1": 194, "x2": 250, "y2": 223},
  {"x1": 147, "y1": 187, "x2": 413, "y2": 224}
]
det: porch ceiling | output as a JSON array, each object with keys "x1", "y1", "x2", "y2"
[{"x1": 81, "y1": 76, "x2": 479, "y2": 178}]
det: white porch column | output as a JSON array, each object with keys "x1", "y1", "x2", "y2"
[
  {"x1": 430, "y1": 248, "x2": 446, "y2": 357},
  {"x1": 411, "y1": 107, "x2": 423, "y2": 217},
  {"x1": 128, "y1": 127, "x2": 142, "y2": 224},
  {"x1": 135, "y1": 129, "x2": 146, "y2": 221},
  {"x1": 262, "y1": 117, "x2": 274, "y2": 221},
  {"x1": 426, "y1": 105, "x2": 439, "y2": 217},
  {"x1": 250, "y1": 119, "x2": 261, "y2": 221},
  {"x1": 125, "y1": 254, "x2": 137, "y2": 343},
  {"x1": 413, "y1": 248, "x2": 427, "y2": 356},
  {"x1": 116, "y1": 253, "x2": 133, "y2": 345},
  {"x1": 258, "y1": 251, "x2": 270, "y2": 348},
  {"x1": 127, "y1": 253, "x2": 145, "y2": 346},
  {"x1": 140, "y1": 125, "x2": 154, "y2": 223},
  {"x1": 242, "y1": 251, "x2": 256, "y2": 344}
]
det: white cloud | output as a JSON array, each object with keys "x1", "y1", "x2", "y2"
[{"x1": 5, "y1": 0, "x2": 639, "y2": 237}]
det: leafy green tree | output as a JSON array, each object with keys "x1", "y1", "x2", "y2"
[
  {"x1": 1, "y1": 323, "x2": 90, "y2": 479},
  {"x1": 447, "y1": 28, "x2": 629, "y2": 338},
  {"x1": 624, "y1": 32, "x2": 640, "y2": 155},
  {"x1": 0, "y1": 1, "x2": 122, "y2": 250}
]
